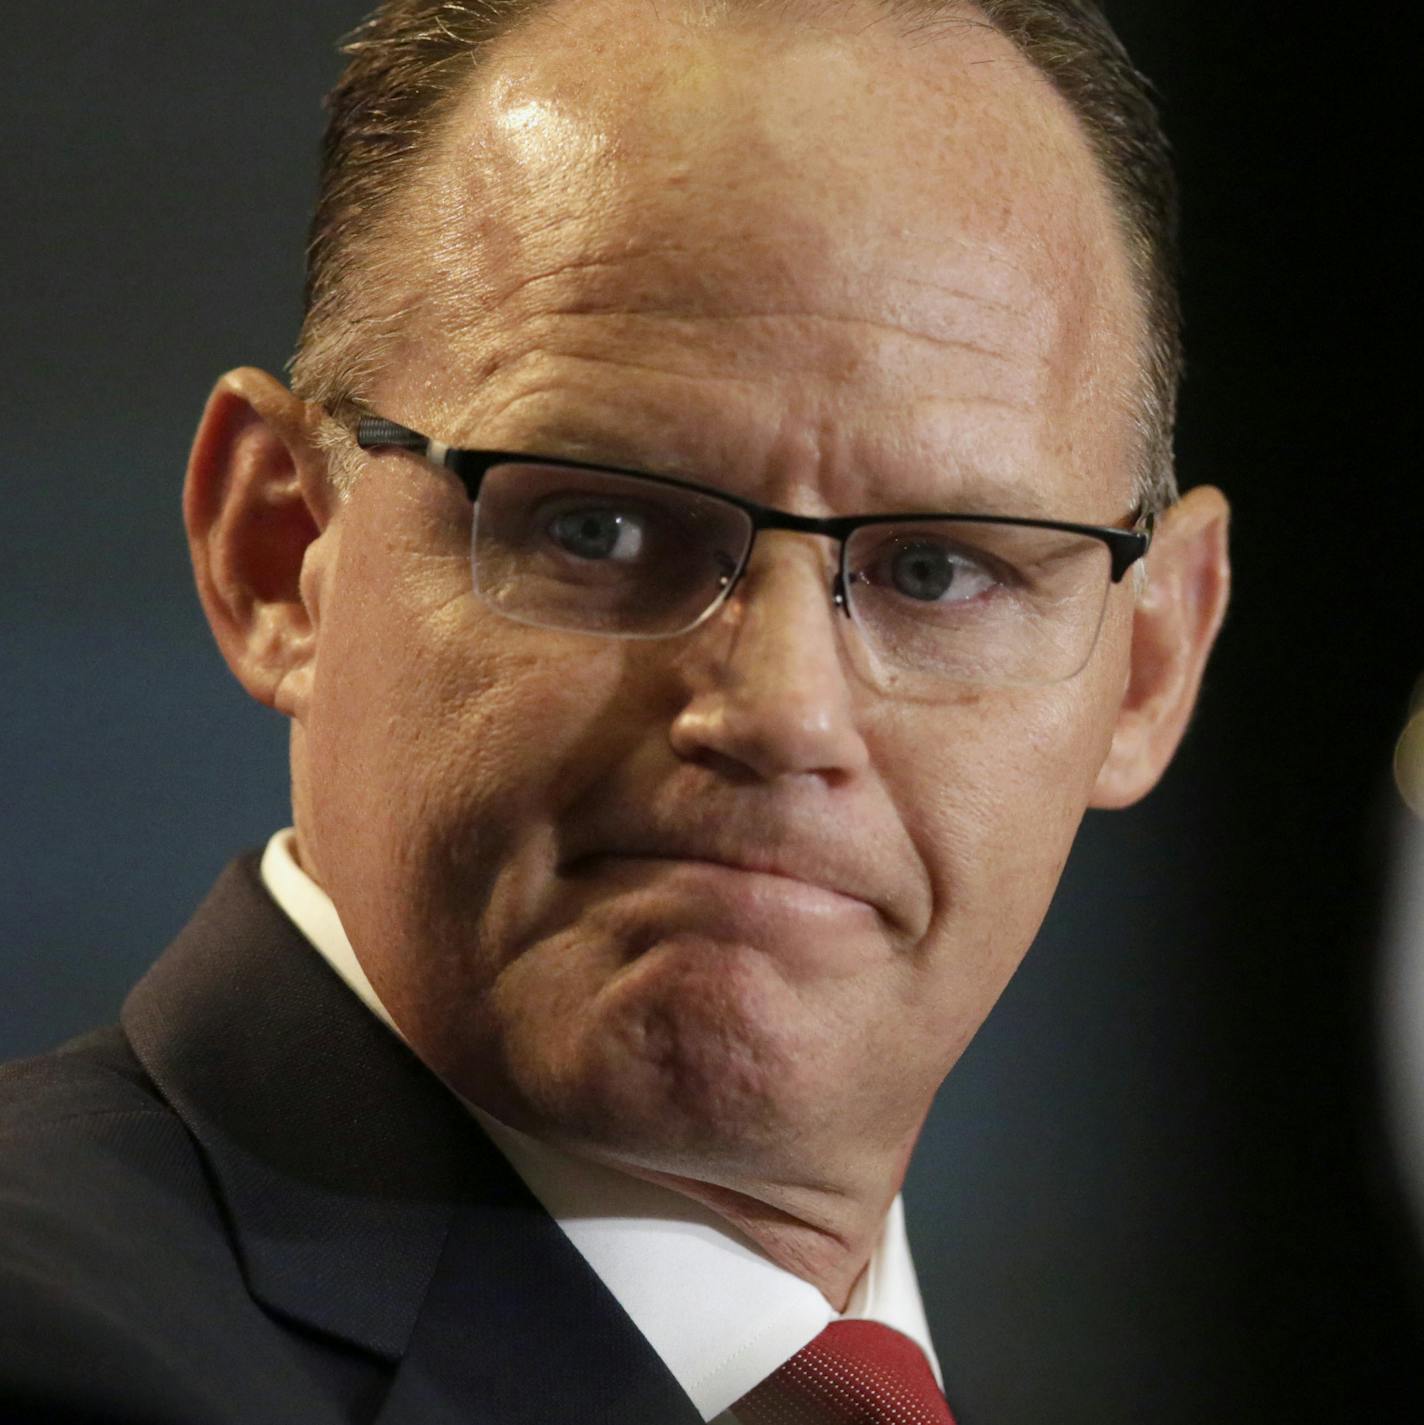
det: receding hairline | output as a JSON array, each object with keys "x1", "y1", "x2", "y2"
[{"x1": 292, "y1": 0, "x2": 1178, "y2": 510}]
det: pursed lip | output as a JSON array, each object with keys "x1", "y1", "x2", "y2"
[{"x1": 566, "y1": 838, "x2": 884, "y2": 918}]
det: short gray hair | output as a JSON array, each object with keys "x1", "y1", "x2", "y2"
[{"x1": 290, "y1": 0, "x2": 1181, "y2": 512}]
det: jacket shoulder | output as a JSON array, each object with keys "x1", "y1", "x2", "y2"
[
  {"x1": 0, "y1": 1023, "x2": 215, "y2": 1248},
  {"x1": 0, "y1": 1027, "x2": 347, "y2": 1423},
  {"x1": 0, "y1": 1022, "x2": 166, "y2": 1129}
]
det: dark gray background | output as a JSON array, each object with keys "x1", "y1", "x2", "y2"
[{"x1": 3, "y1": 4, "x2": 1419, "y2": 1422}]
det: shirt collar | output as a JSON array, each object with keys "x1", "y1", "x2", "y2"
[{"x1": 259, "y1": 828, "x2": 941, "y2": 1420}]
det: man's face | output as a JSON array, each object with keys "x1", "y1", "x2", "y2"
[{"x1": 293, "y1": 0, "x2": 1144, "y2": 1195}]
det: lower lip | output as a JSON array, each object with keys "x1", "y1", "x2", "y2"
[{"x1": 569, "y1": 854, "x2": 879, "y2": 936}]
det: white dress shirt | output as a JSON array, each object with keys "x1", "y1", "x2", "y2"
[{"x1": 259, "y1": 828, "x2": 942, "y2": 1422}]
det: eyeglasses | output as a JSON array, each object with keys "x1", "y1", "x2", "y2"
[{"x1": 356, "y1": 414, "x2": 1153, "y2": 694}]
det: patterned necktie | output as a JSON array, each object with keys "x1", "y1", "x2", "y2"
[{"x1": 732, "y1": 1320, "x2": 956, "y2": 1424}]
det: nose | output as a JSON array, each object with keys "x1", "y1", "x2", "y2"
[{"x1": 667, "y1": 533, "x2": 871, "y2": 785}]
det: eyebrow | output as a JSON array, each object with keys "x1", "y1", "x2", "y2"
[
  {"x1": 505, "y1": 415, "x2": 714, "y2": 487},
  {"x1": 493, "y1": 419, "x2": 1065, "y2": 522},
  {"x1": 846, "y1": 461, "x2": 1063, "y2": 521}
]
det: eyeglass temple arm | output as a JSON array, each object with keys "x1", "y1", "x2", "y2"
[
  {"x1": 356, "y1": 417, "x2": 456, "y2": 471},
  {"x1": 1103, "y1": 509, "x2": 1155, "y2": 582}
]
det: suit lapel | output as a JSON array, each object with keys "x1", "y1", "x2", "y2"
[
  {"x1": 123, "y1": 853, "x2": 463, "y2": 1358},
  {"x1": 121, "y1": 854, "x2": 700, "y2": 1425},
  {"x1": 374, "y1": 1166, "x2": 701, "y2": 1425}
]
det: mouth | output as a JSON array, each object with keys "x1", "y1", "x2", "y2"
[
  {"x1": 562, "y1": 852, "x2": 885, "y2": 983},
  {"x1": 568, "y1": 850, "x2": 880, "y2": 921}
]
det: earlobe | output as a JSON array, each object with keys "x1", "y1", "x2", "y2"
[
  {"x1": 183, "y1": 367, "x2": 338, "y2": 719},
  {"x1": 1090, "y1": 485, "x2": 1231, "y2": 809}
]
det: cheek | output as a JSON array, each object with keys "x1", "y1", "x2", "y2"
[
  {"x1": 877, "y1": 680, "x2": 1117, "y2": 1035},
  {"x1": 301, "y1": 539, "x2": 646, "y2": 1006}
]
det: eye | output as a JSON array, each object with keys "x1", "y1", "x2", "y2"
[
  {"x1": 545, "y1": 506, "x2": 648, "y2": 562},
  {"x1": 865, "y1": 537, "x2": 999, "y2": 604}
]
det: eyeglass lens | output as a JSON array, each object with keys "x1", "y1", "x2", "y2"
[
  {"x1": 470, "y1": 460, "x2": 1114, "y2": 687},
  {"x1": 474, "y1": 463, "x2": 752, "y2": 636}
]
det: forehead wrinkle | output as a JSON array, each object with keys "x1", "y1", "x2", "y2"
[
  {"x1": 429, "y1": 236, "x2": 1054, "y2": 413},
  {"x1": 476, "y1": 305, "x2": 1026, "y2": 374},
  {"x1": 443, "y1": 367, "x2": 1059, "y2": 521},
  {"x1": 426, "y1": 142, "x2": 1053, "y2": 348},
  {"x1": 436, "y1": 356, "x2": 762, "y2": 480},
  {"x1": 440, "y1": 311, "x2": 1038, "y2": 454},
  {"x1": 465, "y1": 227, "x2": 1038, "y2": 332}
]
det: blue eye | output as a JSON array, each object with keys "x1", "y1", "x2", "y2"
[
  {"x1": 546, "y1": 507, "x2": 647, "y2": 562},
  {"x1": 875, "y1": 539, "x2": 996, "y2": 604}
]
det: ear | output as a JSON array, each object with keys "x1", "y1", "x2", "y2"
[
  {"x1": 183, "y1": 367, "x2": 340, "y2": 720},
  {"x1": 1091, "y1": 485, "x2": 1232, "y2": 809}
]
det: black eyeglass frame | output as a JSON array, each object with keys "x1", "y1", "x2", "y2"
[{"x1": 356, "y1": 414, "x2": 1154, "y2": 620}]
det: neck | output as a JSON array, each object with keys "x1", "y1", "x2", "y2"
[{"x1": 615, "y1": 1144, "x2": 916, "y2": 1310}]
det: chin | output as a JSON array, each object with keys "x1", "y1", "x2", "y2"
[{"x1": 497, "y1": 933, "x2": 825, "y2": 1174}]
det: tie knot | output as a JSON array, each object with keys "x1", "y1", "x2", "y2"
[{"x1": 734, "y1": 1320, "x2": 955, "y2": 1424}]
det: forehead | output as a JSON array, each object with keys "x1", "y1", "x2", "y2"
[{"x1": 373, "y1": 0, "x2": 1141, "y2": 511}]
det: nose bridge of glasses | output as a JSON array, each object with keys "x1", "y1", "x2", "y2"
[
  {"x1": 690, "y1": 538, "x2": 859, "y2": 702},
  {"x1": 731, "y1": 518, "x2": 849, "y2": 613},
  {"x1": 703, "y1": 538, "x2": 858, "y2": 698}
]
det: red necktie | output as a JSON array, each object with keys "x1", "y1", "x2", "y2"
[{"x1": 732, "y1": 1320, "x2": 957, "y2": 1424}]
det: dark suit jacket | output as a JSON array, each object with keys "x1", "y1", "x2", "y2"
[{"x1": 0, "y1": 853, "x2": 704, "y2": 1424}]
